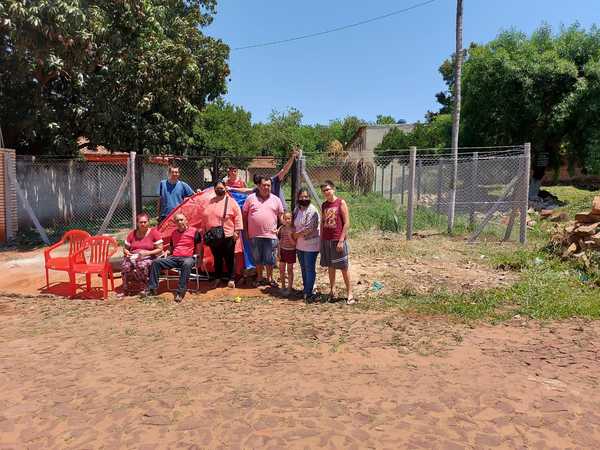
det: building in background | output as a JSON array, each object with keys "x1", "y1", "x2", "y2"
[{"x1": 346, "y1": 123, "x2": 415, "y2": 161}]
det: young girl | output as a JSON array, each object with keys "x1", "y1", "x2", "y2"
[{"x1": 278, "y1": 211, "x2": 297, "y2": 296}]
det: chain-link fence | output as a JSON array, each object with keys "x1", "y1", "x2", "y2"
[
  {"x1": 137, "y1": 153, "x2": 294, "y2": 219},
  {"x1": 300, "y1": 145, "x2": 530, "y2": 242},
  {"x1": 9, "y1": 145, "x2": 529, "y2": 245},
  {"x1": 14, "y1": 155, "x2": 133, "y2": 243}
]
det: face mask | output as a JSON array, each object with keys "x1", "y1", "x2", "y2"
[
  {"x1": 215, "y1": 188, "x2": 225, "y2": 196},
  {"x1": 298, "y1": 199, "x2": 310, "y2": 207}
]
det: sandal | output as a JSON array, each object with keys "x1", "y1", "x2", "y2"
[{"x1": 346, "y1": 296, "x2": 356, "y2": 305}]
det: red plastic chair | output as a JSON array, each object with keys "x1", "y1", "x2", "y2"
[
  {"x1": 44, "y1": 230, "x2": 91, "y2": 288},
  {"x1": 69, "y1": 236, "x2": 119, "y2": 299}
]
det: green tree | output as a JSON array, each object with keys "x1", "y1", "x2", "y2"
[
  {"x1": 0, "y1": 0, "x2": 229, "y2": 155},
  {"x1": 253, "y1": 108, "x2": 304, "y2": 157},
  {"x1": 435, "y1": 24, "x2": 600, "y2": 186},
  {"x1": 374, "y1": 114, "x2": 451, "y2": 165},
  {"x1": 337, "y1": 116, "x2": 366, "y2": 147},
  {"x1": 376, "y1": 115, "x2": 396, "y2": 125},
  {"x1": 191, "y1": 99, "x2": 257, "y2": 177}
]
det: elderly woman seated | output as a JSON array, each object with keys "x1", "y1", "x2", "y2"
[{"x1": 121, "y1": 212, "x2": 164, "y2": 294}]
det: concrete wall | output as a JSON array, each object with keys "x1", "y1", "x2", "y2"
[{"x1": 16, "y1": 159, "x2": 130, "y2": 228}]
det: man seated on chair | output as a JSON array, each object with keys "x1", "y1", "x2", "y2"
[{"x1": 144, "y1": 213, "x2": 202, "y2": 303}]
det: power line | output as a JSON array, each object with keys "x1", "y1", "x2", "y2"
[{"x1": 232, "y1": 0, "x2": 438, "y2": 51}]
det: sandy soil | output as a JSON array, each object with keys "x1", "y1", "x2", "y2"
[
  {"x1": 1, "y1": 295, "x2": 599, "y2": 449},
  {"x1": 0, "y1": 233, "x2": 516, "y2": 301}
]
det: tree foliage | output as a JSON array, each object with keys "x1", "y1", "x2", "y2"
[
  {"x1": 439, "y1": 24, "x2": 600, "y2": 176},
  {"x1": 373, "y1": 114, "x2": 452, "y2": 165},
  {"x1": 191, "y1": 99, "x2": 256, "y2": 169},
  {"x1": 376, "y1": 115, "x2": 396, "y2": 125},
  {"x1": 0, "y1": 0, "x2": 229, "y2": 155}
]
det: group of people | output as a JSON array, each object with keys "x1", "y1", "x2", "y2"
[{"x1": 120, "y1": 150, "x2": 354, "y2": 304}]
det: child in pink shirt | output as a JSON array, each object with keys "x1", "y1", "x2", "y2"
[{"x1": 278, "y1": 211, "x2": 297, "y2": 296}]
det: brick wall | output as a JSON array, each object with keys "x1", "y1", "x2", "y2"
[{"x1": 0, "y1": 149, "x2": 17, "y2": 243}]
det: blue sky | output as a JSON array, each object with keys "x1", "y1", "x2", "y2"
[{"x1": 205, "y1": 0, "x2": 600, "y2": 125}]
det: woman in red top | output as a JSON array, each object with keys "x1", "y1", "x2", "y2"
[
  {"x1": 121, "y1": 212, "x2": 164, "y2": 294},
  {"x1": 320, "y1": 180, "x2": 354, "y2": 304}
]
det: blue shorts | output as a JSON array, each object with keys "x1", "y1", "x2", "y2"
[{"x1": 250, "y1": 238, "x2": 278, "y2": 266}]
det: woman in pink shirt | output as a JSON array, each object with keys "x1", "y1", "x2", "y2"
[
  {"x1": 200, "y1": 180, "x2": 243, "y2": 288},
  {"x1": 121, "y1": 212, "x2": 164, "y2": 294}
]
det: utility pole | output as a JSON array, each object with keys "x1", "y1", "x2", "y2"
[{"x1": 448, "y1": 0, "x2": 463, "y2": 234}]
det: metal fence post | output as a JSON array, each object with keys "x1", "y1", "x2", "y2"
[
  {"x1": 400, "y1": 163, "x2": 405, "y2": 206},
  {"x1": 469, "y1": 152, "x2": 478, "y2": 228},
  {"x1": 134, "y1": 152, "x2": 143, "y2": 218},
  {"x1": 129, "y1": 152, "x2": 137, "y2": 227},
  {"x1": 212, "y1": 154, "x2": 220, "y2": 184},
  {"x1": 389, "y1": 161, "x2": 394, "y2": 201},
  {"x1": 416, "y1": 159, "x2": 422, "y2": 205},
  {"x1": 291, "y1": 151, "x2": 300, "y2": 210},
  {"x1": 519, "y1": 143, "x2": 531, "y2": 244},
  {"x1": 407, "y1": 147, "x2": 417, "y2": 240},
  {"x1": 436, "y1": 161, "x2": 443, "y2": 213},
  {"x1": 380, "y1": 165, "x2": 385, "y2": 195}
]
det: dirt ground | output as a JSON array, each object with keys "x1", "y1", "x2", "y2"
[
  {"x1": 1, "y1": 294, "x2": 599, "y2": 449},
  {"x1": 0, "y1": 232, "x2": 515, "y2": 300}
]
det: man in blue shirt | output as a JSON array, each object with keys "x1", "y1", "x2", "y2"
[{"x1": 157, "y1": 166, "x2": 195, "y2": 223}]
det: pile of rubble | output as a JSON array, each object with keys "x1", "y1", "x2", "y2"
[
  {"x1": 529, "y1": 189, "x2": 565, "y2": 211},
  {"x1": 552, "y1": 196, "x2": 600, "y2": 261}
]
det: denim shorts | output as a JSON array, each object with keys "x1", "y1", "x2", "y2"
[{"x1": 250, "y1": 237, "x2": 278, "y2": 266}]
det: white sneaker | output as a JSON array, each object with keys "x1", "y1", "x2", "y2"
[{"x1": 227, "y1": 280, "x2": 235, "y2": 288}]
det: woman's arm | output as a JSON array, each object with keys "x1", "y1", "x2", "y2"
[
  {"x1": 145, "y1": 243, "x2": 163, "y2": 257},
  {"x1": 232, "y1": 201, "x2": 243, "y2": 241},
  {"x1": 228, "y1": 186, "x2": 254, "y2": 194},
  {"x1": 294, "y1": 208, "x2": 318, "y2": 237}
]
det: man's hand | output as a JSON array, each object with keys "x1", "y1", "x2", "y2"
[
  {"x1": 233, "y1": 231, "x2": 240, "y2": 242},
  {"x1": 123, "y1": 248, "x2": 131, "y2": 257},
  {"x1": 336, "y1": 240, "x2": 344, "y2": 252}
]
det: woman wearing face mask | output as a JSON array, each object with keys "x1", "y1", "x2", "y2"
[
  {"x1": 200, "y1": 180, "x2": 243, "y2": 288},
  {"x1": 292, "y1": 188, "x2": 321, "y2": 302}
]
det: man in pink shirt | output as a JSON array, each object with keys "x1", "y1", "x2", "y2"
[{"x1": 242, "y1": 176, "x2": 284, "y2": 286}]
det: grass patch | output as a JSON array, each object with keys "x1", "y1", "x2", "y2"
[
  {"x1": 342, "y1": 189, "x2": 471, "y2": 235},
  {"x1": 364, "y1": 246, "x2": 600, "y2": 322},
  {"x1": 544, "y1": 186, "x2": 599, "y2": 216}
]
